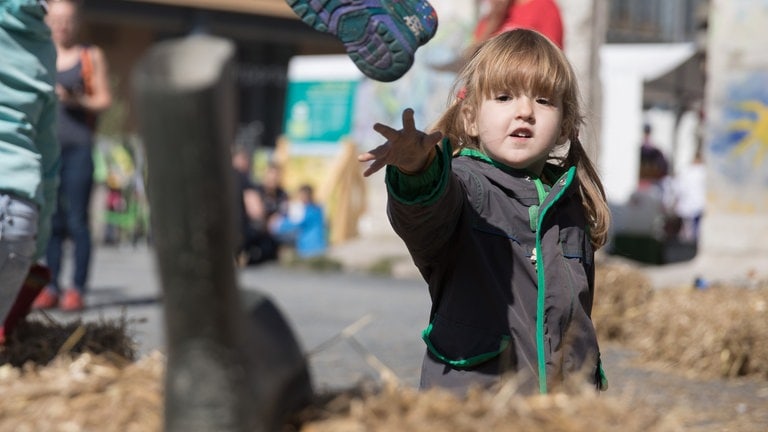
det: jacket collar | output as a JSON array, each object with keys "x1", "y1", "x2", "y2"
[{"x1": 456, "y1": 147, "x2": 573, "y2": 190}]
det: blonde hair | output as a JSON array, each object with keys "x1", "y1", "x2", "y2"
[{"x1": 431, "y1": 29, "x2": 610, "y2": 248}]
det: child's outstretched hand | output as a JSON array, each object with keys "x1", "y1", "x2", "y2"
[{"x1": 358, "y1": 108, "x2": 443, "y2": 177}]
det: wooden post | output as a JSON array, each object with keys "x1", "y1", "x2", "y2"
[{"x1": 132, "y1": 35, "x2": 311, "y2": 432}]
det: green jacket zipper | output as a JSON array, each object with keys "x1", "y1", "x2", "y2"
[{"x1": 534, "y1": 166, "x2": 576, "y2": 394}]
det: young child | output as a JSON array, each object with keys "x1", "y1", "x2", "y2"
[{"x1": 359, "y1": 29, "x2": 610, "y2": 395}]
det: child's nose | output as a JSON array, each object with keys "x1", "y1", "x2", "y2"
[{"x1": 514, "y1": 97, "x2": 534, "y2": 121}]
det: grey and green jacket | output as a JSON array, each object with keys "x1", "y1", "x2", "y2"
[{"x1": 385, "y1": 141, "x2": 605, "y2": 394}]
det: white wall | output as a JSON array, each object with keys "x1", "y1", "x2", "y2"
[{"x1": 599, "y1": 43, "x2": 696, "y2": 205}]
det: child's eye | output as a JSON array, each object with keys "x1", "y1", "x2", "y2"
[
  {"x1": 536, "y1": 97, "x2": 552, "y2": 105},
  {"x1": 495, "y1": 94, "x2": 512, "y2": 102}
]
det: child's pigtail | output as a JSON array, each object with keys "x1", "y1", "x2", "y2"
[{"x1": 567, "y1": 134, "x2": 611, "y2": 249}]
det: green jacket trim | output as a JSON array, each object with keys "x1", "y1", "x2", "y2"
[
  {"x1": 598, "y1": 356, "x2": 609, "y2": 390},
  {"x1": 535, "y1": 166, "x2": 576, "y2": 394},
  {"x1": 385, "y1": 139, "x2": 452, "y2": 206},
  {"x1": 529, "y1": 177, "x2": 549, "y2": 232},
  {"x1": 421, "y1": 323, "x2": 511, "y2": 368}
]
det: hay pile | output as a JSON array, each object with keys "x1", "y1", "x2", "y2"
[
  {"x1": 594, "y1": 260, "x2": 768, "y2": 380},
  {"x1": 0, "y1": 351, "x2": 680, "y2": 432},
  {"x1": 0, "y1": 315, "x2": 136, "y2": 368},
  {"x1": 296, "y1": 385, "x2": 680, "y2": 432},
  {"x1": 0, "y1": 352, "x2": 164, "y2": 432},
  {"x1": 0, "y1": 316, "x2": 685, "y2": 432},
  {"x1": 1, "y1": 261, "x2": 766, "y2": 431},
  {"x1": 0, "y1": 316, "x2": 158, "y2": 431},
  {"x1": 593, "y1": 260, "x2": 655, "y2": 342},
  {"x1": 625, "y1": 285, "x2": 768, "y2": 379}
]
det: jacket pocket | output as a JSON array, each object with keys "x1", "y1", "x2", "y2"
[
  {"x1": 421, "y1": 314, "x2": 510, "y2": 369},
  {"x1": 559, "y1": 225, "x2": 586, "y2": 261}
]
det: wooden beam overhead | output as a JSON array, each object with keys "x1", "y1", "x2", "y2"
[{"x1": 126, "y1": 0, "x2": 296, "y2": 19}]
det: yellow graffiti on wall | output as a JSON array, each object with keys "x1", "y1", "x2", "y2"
[{"x1": 729, "y1": 100, "x2": 768, "y2": 166}]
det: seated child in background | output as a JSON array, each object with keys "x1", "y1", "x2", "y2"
[{"x1": 269, "y1": 184, "x2": 328, "y2": 259}]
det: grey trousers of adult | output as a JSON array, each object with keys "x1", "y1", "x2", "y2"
[{"x1": 0, "y1": 194, "x2": 38, "y2": 323}]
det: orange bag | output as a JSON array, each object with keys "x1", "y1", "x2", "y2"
[{"x1": 80, "y1": 46, "x2": 97, "y2": 129}]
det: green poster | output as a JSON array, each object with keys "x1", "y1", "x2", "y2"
[{"x1": 284, "y1": 80, "x2": 358, "y2": 147}]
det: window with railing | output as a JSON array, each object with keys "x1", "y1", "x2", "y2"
[{"x1": 607, "y1": 0, "x2": 708, "y2": 44}]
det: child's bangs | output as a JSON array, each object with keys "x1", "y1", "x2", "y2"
[{"x1": 477, "y1": 39, "x2": 569, "y2": 100}]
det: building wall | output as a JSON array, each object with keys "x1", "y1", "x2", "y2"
[
  {"x1": 127, "y1": 0, "x2": 295, "y2": 18},
  {"x1": 608, "y1": 0, "x2": 708, "y2": 43},
  {"x1": 558, "y1": 0, "x2": 608, "y2": 163},
  {"x1": 701, "y1": 0, "x2": 768, "y2": 260}
]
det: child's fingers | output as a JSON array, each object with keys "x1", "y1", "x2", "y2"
[
  {"x1": 358, "y1": 143, "x2": 391, "y2": 175},
  {"x1": 359, "y1": 137, "x2": 399, "y2": 177},
  {"x1": 357, "y1": 152, "x2": 374, "y2": 162},
  {"x1": 401, "y1": 108, "x2": 416, "y2": 131},
  {"x1": 373, "y1": 122, "x2": 398, "y2": 140},
  {"x1": 361, "y1": 142, "x2": 390, "y2": 160},
  {"x1": 363, "y1": 159, "x2": 387, "y2": 177}
]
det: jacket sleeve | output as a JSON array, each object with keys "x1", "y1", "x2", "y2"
[
  {"x1": 385, "y1": 141, "x2": 465, "y2": 263},
  {"x1": 35, "y1": 75, "x2": 60, "y2": 261}
]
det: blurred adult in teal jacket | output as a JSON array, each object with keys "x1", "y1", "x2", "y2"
[{"x1": 0, "y1": 0, "x2": 59, "y2": 325}]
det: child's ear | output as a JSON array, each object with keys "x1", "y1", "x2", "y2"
[{"x1": 461, "y1": 104, "x2": 478, "y2": 137}]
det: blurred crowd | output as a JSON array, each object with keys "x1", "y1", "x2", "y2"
[
  {"x1": 231, "y1": 146, "x2": 328, "y2": 267},
  {"x1": 635, "y1": 123, "x2": 706, "y2": 245}
]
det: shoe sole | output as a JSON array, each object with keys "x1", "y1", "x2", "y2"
[{"x1": 286, "y1": 0, "x2": 437, "y2": 82}]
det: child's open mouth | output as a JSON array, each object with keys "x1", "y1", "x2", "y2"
[{"x1": 511, "y1": 128, "x2": 532, "y2": 138}]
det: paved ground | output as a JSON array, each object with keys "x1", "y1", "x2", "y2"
[
  {"x1": 42, "y1": 242, "x2": 429, "y2": 390},
  {"x1": 45, "y1": 237, "x2": 766, "y2": 388}
]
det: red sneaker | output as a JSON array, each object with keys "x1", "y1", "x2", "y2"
[
  {"x1": 60, "y1": 289, "x2": 84, "y2": 312},
  {"x1": 32, "y1": 287, "x2": 59, "y2": 310}
]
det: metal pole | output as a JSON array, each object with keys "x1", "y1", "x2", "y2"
[{"x1": 132, "y1": 34, "x2": 311, "y2": 432}]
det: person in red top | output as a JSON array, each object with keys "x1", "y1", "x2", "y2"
[
  {"x1": 434, "y1": 0, "x2": 564, "y2": 73},
  {"x1": 474, "y1": 0, "x2": 563, "y2": 48}
]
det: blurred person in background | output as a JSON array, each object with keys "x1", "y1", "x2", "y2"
[
  {"x1": 256, "y1": 162, "x2": 289, "y2": 223},
  {"x1": 0, "y1": 0, "x2": 59, "y2": 342},
  {"x1": 435, "y1": 0, "x2": 564, "y2": 72},
  {"x1": 34, "y1": 0, "x2": 111, "y2": 311},
  {"x1": 474, "y1": 0, "x2": 563, "y2": 48},
  {"x1": 673, "y1": 147, "x2": 706, "y2": 242},
  {"x1": 637, "y1": 123, "x2": 678, "y2": 237},
  {"x1": 638, "y1": 123, "x2": 669, "y2": 186},
  {"x1": 269, "y1": 184, "x2": 328, "y2": 259},
  {"x1": 232, "y1": 146, "x2": 279, "y2": 266}
]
